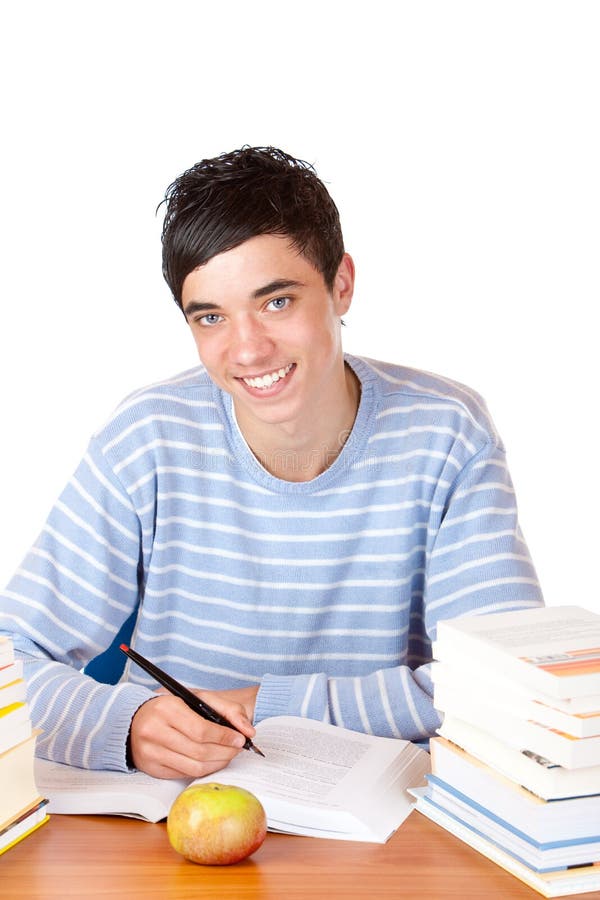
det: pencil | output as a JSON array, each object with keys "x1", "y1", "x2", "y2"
[{"x1": 120, "y1": 644, "x2": 265, "y2": 757}]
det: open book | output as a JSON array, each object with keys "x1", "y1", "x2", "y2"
[{"x1": 34, "y1": 716, "x2": 430, "y2": 843}]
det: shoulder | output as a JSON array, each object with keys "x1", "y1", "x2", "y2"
[
  {"x1": 348, "y1": 354, "x2": 502, "y2": 449},
  {"x1": 91, "y1": 364, "x2": 220, "y2": 447}
]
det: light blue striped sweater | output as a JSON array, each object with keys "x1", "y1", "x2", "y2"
[{"x1": 0, "y1": 355, "x2": 543, "y2": 770}]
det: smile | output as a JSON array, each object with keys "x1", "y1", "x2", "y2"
[{"x1": 241, "y1": 364, "x2": 294, "y2": 390}]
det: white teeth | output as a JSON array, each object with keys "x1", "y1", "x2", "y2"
[{"x1": 243, "y1": 364, "x2": 293, "y2": 389}]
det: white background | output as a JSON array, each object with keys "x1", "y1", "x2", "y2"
[{"x1": 0, "y1": 2, "x2": 598, "y2": 612}]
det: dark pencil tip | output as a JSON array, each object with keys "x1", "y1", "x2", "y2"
[{"x1": 251, "y1": 743, "x2": 265, "y2": 758}]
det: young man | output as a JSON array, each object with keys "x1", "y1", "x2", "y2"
[{"x1": 0, "y1": 147, "x2": 543, "y2": 779}]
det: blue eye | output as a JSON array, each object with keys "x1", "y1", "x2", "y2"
[
  {"x1": 199, "y1": 314, "x2": 223, "y2": 327},
  {"x1": 268, "y1": 296, "x2": 291, "y2": 311}
]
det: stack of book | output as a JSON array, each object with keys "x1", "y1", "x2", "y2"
[
  {"x1": 0, "y1": 635, "x2": 48, "y2": 855},
  {"x1": 410, "y1": 605, "x2": 600, "y2": 897}
]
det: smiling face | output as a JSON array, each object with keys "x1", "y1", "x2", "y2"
[{"x1": 182, "y1": 234, "x2": 356, "y2": 459}]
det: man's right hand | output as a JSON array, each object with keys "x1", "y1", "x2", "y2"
[{"x1": 129, "y1": 692, "x2": 254, "y2": 779}]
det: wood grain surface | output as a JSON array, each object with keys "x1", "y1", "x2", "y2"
[{"x1": 2, "y1": 810, "x2": 598, "y2": 900}]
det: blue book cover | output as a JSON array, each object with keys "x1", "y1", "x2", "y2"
[{"x1": 413, "y1": 786, "x2": 600, "y2": 874}]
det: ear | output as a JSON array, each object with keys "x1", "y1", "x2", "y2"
[{"x1": 332, "y1": 253, "x2": 355, "y2": 317}]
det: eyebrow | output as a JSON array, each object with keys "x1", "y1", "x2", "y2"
[
  {"x1": 183, "y1": 279, "x2": 305, "y2": 319},
  {"x1": 183, "y1": 300, "x2": 220, "y2": 319},
  {"x1": 252, "y1": 278, "x2": 305, "y2": 299}
]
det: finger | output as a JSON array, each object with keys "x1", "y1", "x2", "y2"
[
  {"x1": 194, "y1": 693, "x2": 256, "y2": 738},
  {"x1": 162, "y1": 721, "x2": 246, "y2": 762},
  {"x1": 141, "y1": 754, "x2": 233, "y2": 780},
  {"x1": 132, "y1": 732, "x2": 243, "y2": 778},
  {"x1": 143, "y1": 695, "x2": 247, "y2": 749},
  {"x1": 130, "y1": 694, "x2": 251, "y2": 777},
  {"x1": 139, "y1": 729, "x2": 244, "y2": 779},
  {"x1": 133, "y1": 702, "x2": 245, "y2": 761},
  {"x1": 219, "y1": 707, "x2": 255, "y2": 737},
  {"x1": 139, "y1": 751, "x2": 237, "y2": 780},
  {"x1": 171, "y1": 706, "x2": 249, "y2": 749}
]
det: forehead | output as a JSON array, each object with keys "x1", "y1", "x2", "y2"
[{"x1": 181, "y1": 234, "x2": 323, "y2": 304}]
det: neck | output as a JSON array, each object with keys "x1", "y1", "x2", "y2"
[{"x1": 236, "y1": 363, "x2": 361, "y2": 482}]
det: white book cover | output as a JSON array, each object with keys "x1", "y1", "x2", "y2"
[
  {"x1": 436, "y1": 698, "x2": 600, "y2": 769},
  {"x1": 0, "y1": 716, "x2": 32, "y2": 756},
  {"x1": 432, "y1": 663, "x2": 600, "y2": 737},
  {"x1": 0, "y1": 732, "x2": 41, "y2": 828},
  {"x1": 0, "y1": 637, "x2": 15, "y2": 668},
  {"x1": 430, "y1": 660, "x2": 600, "y2": 715},
  {"x1": 0, "y1": 701, "x2": 31, "y2": 743},
  {"x1": 0, "y1": 660, "x2": 23, "y2": 689},
  {"x1": 0, "y1": 680, "x2": 27, "y2": 711},
  {"x1": 429, "y1": 737, "x2": 600, "y2": 843},
  {"x1": 434, "y1": 606, "x2": 600, "y2": 700},
  {"x1": 437, "y1": 717, "x2": 600, "y2": 800}
]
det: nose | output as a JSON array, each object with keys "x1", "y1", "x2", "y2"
[{"x1": 228, "y1": 314, "x2": 275, "y2": 367}]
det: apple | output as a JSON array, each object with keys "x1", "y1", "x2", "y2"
[{"x1": 167, "y1": 782, "x2": 267, "y2": 865}]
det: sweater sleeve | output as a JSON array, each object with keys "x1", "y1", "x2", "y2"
[
  {"x1": 0, "y1": 437, "x2": 155, "y2": 770},
  {"x1": 254, "y1": 442, "x2": 544, "y2": 740}
]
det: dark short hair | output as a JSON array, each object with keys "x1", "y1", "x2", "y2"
[{"x1": 160, "y1": 146, "x2": 345, "y2": 309}]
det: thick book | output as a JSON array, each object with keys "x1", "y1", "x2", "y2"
[
  {"x1": 433, "y1": 605, "x2": 600, "y2": 700},
  {"x1": 429, "y1": 737, "x2": 600, "y2": 844},
  {"x1": 432, "y1": 662, "x2": 600, "y2": 737},
  {"x1": 0, "y1": 679, "x2": 27, "y2": 711},
  {"x1": 0, "y1": 659, "x2": 23, "y2": 689},
  {"x1": 412, "y1": 792, "x2": 600, "y2": 897},
  {"x1": 34, "y1": 716, "x2": 431, "y2": 842},
  {"x1": 0, "y1": 701, "x2": 31, "y2": 755},
  {"x1": 0, "y1": 731, "x2": 41, "y2": 826},
  {"x1": 420, "y1": 780, "x2": 600, "y2": 871},
  {"x1": 411, "y1": 785, "x2": 600, "y2": 872},
  {"x1": 438, "y1": 716, "x2": 600, "y2": 800},
  {"x1": 0, "y1": 799, "x2": 49, "y2": 857},
  {"x1": 0, "y1": 636, "x2": 15, "y2": 667},
  {"x1": 435, "y1": 693, "x2": 600, "y2": 769}
]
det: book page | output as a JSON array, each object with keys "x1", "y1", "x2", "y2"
[
  {"x1": 35, "y1": 758, "x2": 189, "y2": 821},
  {"x1": 441, "y1": 606, "x2": 600, "y2": 657},
  {"x1": 197, "y1": 716, "x2": 402, "y2": 804},
  {"x1": 193, "y1": 716, "x2": 429, "y2": 839}
]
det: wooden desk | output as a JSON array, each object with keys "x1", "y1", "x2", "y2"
[{"x1": 2, "y1": 811, "x2": 598, "y2": 899}]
